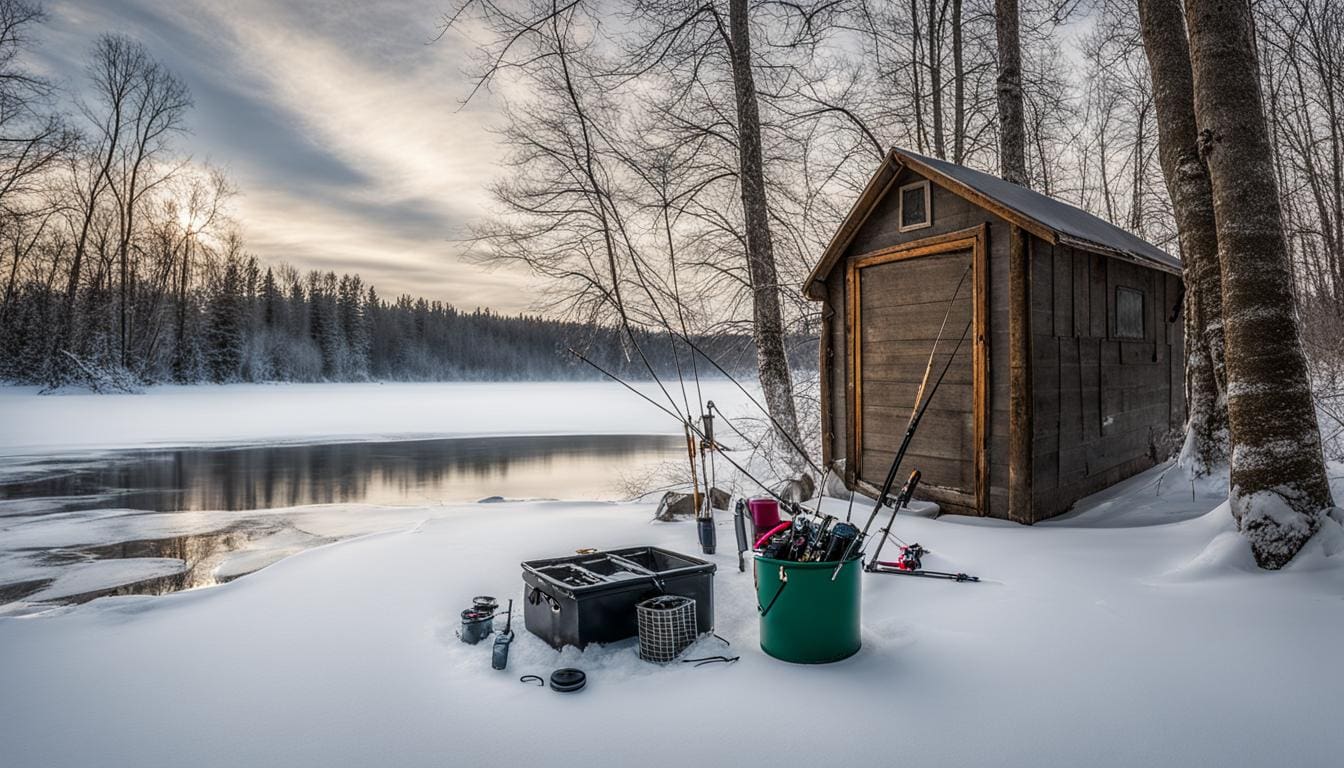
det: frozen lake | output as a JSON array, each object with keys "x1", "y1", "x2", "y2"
[{"x1": 0, "y1": 381, "x2": 758, "y2": 612}]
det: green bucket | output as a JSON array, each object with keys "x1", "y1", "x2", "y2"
[{"x1": 755, "y1": 554, "x2": 862, "y2": 664}]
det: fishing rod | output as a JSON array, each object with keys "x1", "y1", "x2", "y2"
[
  {"x1": 868, "y1": 542, "x2": 979, "y2": 581},
  {"x1": 829, "y1": 315, "x2": 970, "y2": 580},
  {"x1": 869, "y1": 567, "x2": 980, "y2": 582},
  {"x1": 568, "y1": 348, "x2": 800, "y2": 511},
  {"x1": 830, "y1": 264, "x2": 973, "y2": 580},
  {"x1": 860, "y1": 468, "x2": 924, "y2": 570},
  {"x1": 864, "y1": 469, "x2": 921, "y2": 569}
]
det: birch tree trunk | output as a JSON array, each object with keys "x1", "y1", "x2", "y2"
[
  {"x1": 994, "y1": 0, "x2": 1027, "y2": 186},
  {"x1": 727, "y1": 0, "x2": 802, "y2": 464},
  {"x1": 1185, "y1": 0, "x2": 1334, "y2": 568},
  {"x1": 1137, "y1": 0, "x2": 1228, "y2": 473}
]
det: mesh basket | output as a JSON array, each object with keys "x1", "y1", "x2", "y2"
[{"x1": 637, "y1": 595, "x2": 698, "y2": 663}]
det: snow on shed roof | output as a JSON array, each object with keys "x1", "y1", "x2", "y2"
[{"x1": 804, "y1": 148, "x2": 1181, "y2": 299}]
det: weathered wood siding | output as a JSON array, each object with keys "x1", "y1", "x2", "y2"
[
  {"x1": 1028, "y1": 240, "x2": 1185, "y2": 518},
  {"x1": 822, "y1": 167, "x2": 1012, "y2": 517},
  {"x1": 857, "y1": 250, "x2": 976, "y2": 498}
]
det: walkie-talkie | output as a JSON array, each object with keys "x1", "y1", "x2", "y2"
[{"x1": 491, "y1": 599, "x2": 514, "y2": 670}]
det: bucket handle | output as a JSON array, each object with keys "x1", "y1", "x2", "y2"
[
  {"x1": 527, "y1": 586, "x2": 561, "y2": 614},
  {"x1": 757, "y1": 565, "x2": 789, "y2": 618}
]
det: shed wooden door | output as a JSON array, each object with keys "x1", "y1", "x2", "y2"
[{"x1": 848, "y1": 227, "x2": 987, "y2": 514}]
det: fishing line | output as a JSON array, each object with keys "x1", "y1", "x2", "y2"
[
  {"x1": 569, "y1": 349, "x2": 798, "y2": 508},
  {"x1": 671, "y1": 330, "x2": 822, "y2": 477},
  {"x1": 709, "y1": 400, "x2": 825, "y2": 480}
]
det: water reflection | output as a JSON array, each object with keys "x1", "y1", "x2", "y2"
[
  {"x1": 0, "y1": 434, "x2": 684, "y2": 513},
  {"x1": 0, "y1": 434, "x2": 683, "y2": 610}
]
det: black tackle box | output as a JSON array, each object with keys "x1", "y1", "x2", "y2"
[{"x1": 521, "y1": 546, "x2": 715, "y2": 650}]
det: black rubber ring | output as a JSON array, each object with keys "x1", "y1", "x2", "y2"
[
  {"x1": 549, "y1": 668, "x2": 586, "y2": 693},
  {"x1": 519, "y1": 675, "x2": 544, "y2": 686}
]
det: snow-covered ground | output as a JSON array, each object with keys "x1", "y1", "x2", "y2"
[
  {"x1": 0, "y1": 381, "x2": 755, "y2": 455},
  {"x1": 2, "y1": 462, "x2": 1343, "y2": 767},
  {"x1": 2, "y1": 382, "x2": 1343, "y2": 766}
]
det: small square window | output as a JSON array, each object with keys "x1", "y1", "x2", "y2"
[
  {"x1": 898, "y1": 180, "x2": 932, "y2": 232},
  {"x1": 1115, "y1": 286, "x2": 1145, "y2": 339}
]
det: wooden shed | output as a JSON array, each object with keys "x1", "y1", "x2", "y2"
[{"x1": 805, "y1": 148, "x2": 1185, "y2": 523}]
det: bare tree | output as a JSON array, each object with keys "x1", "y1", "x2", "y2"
[
  {"x1": 49, "y1": 35, "x2": 141, "y2": 384},
  {"x1": 167, "y1": 166, "x2": 231, "y2": 380},
  {"x1": 1255, "y1": 0, "x2": 1343, "y2": 323},
  {"x1": 850, "y1": 0, "x2": 997, "y2": 166},
  {"x1": 1185, "y1": 0, "x2": 1334, "y2": 568},
  {"x1": 0, "y1": 0, "x2": 71, "y2": 325},
  {"x1": 106, "y1": 44, "x2": 191, "y2": 368},
  {"x1": 439, "y1": 0, "x2": 854, "y2": 474},
  {"x1": 724, "y1": 0, "x2": 801, "y2": 460},
  {"x1": 1136, "y1": 0, "x2": 1227, "y2": 472},
  {"x1": 994, "y1": 0, "x2": 1027, "y2": 184}
]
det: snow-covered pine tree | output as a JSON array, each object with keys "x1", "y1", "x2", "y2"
[
  {"x1": 306, "y1": 271, "x2": 337, "y2": 379},
  {"x1": 338, "y1": 274, "x2": 370, "y2": 379},
  {"x1": 261, "y1": 268, "x2": 280, "y2": 328},
  {"x1": 206, "y1": 258, "x2": 244, "y2": 382}
]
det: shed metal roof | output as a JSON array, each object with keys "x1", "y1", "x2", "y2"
[{"x1": 804, "y1": 148, "x2": 1181, "y2": 299}]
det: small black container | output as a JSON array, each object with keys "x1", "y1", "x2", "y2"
[
  {"x1": 521, "y1": 546, "x2": 715, "y2": 650},
  {"x1": 697, "y1": 517, "x2": 717, "y2": 555}
]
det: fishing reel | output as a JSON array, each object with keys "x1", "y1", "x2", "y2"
[
  {"x1": 760, "y1": 532, "x2": 793, "y2": 561},
  {"x1": 896, "y1": 543, "x2": 926, "y2": 571}
]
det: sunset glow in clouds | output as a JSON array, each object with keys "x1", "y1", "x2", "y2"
[{"x1": 35, "y1": 0, "x2": 532, "y2": 311}]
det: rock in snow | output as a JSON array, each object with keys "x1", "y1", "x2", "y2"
[{"x1": 654, "y1": 487, "x2": 731, "y2": 520}]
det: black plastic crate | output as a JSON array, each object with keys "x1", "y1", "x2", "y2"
[{"x1": 521, "y1": 546, "x2": 715, "y2": 650}]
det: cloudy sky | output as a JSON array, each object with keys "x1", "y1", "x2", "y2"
[{"x1": 32, "y1": 0, "x2": 535, "y2": 312}]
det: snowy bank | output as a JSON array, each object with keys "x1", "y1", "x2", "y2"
[
  {"x1": 0, "y1": 380, "x2": 756, "y2": 455},
  {"x1": 2, "y1": 464, "x2": 1343, "y2": 768}
]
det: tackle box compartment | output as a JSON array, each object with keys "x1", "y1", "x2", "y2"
[{"x1": 521, "y1": 546, "x2": 715, "y2": 650}]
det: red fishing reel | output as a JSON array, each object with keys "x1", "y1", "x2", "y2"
[{"x1": 895, "y1": 543, "x2": 926, "y2": 571}]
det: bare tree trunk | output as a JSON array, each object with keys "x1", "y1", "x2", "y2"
[
  {"x1": 173, "y1": 235, "x2": 190, "y2": 381},
  {"x1": 1137, "y1": 0, "x2": 1228, "y2": 473},
  {"x1": 995, "y1": 0, "x2": 1027, "y2": 185},
  {"x1": 910, "y1": 0, "x2": 927, "y2": 154},
  {"x1": 928, "y1": 0, "x2": 945, "y2": 159},
  {"x1": 952, "y1": 0, "x2": 965, "y2": 163},
  {"x1": 1129, "y1": 100, "x2": 1148, "y2": 233},
  {"x1": 727, "y1": 0, "x2": 802, "y2": 463},
  {"x1": 1185, "y1": 0, "x2": 1334, "y2": 568}
]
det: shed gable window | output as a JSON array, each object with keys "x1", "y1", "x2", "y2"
[
  {"x1": 1115, "y1": 286, "x2": 1145, "y2": 339},
  {"x1": 898, "y1": 180, "x2": 932, "y2": 232}
]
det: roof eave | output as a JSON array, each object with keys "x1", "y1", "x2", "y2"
[
  {"x1": 803, "y1": 149, "x2": 904, "y2": 301},
  {"x1": 1055, "y1": 234, "x2": 1183, "y2": 277}
]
